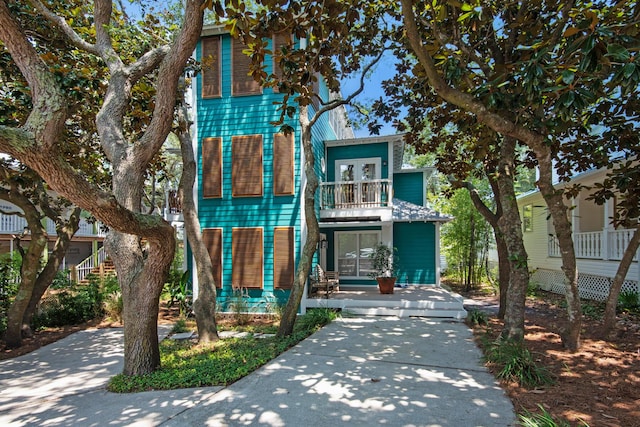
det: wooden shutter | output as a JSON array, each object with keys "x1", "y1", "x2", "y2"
[
  {"x1": 311, "y1": 74, "x2": 320, "y2": 111},
  {"x1": 232, "y1": 39, "x2": 261, "y2": 96},
  {"x1": 272, "y1": 32, "x2": 292, "y2": 93},
  {"x1": 202, "y1": 36, "x2": 221, "y2": 98},
  {"x1": 232, "y1": 135, "x2": 263, "y2": 197},
  {"x1": 202, "y1": 228, "x2": 222, "y2": 288},
  {"x1": 202, "y1": 137, "x2": 222, "y2": 198},
  {"x1": 273, "y1": 227, "x2": 294, "y2": 289},
  {"x1": 232, "y1": 228, "x2": 263, "y2": 289},
  {"x1": 273, "y1": 133, "x2": 294, "y2": 195}
]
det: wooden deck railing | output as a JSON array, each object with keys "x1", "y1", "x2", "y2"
[
  {"x1": 320, "y1": 179, "x2": 392, "y2": 209},
  {"x1": 548, "y1": 229, "x2": 639, "y2": 261}
]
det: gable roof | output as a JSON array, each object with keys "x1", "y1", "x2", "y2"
[{"x1": 392, "y1": 198, "x2": 451, "y2": 223}]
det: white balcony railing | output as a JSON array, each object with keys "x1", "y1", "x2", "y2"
[
  {"x1": 0, "y1": 213, "x2": 105, "y2": 238},
  {"x1": 320, "y1": 179, "x2": 392, "y2": 210},
  {"x1": 548, "y1": 229, "x2": 639, "y2": 261}
]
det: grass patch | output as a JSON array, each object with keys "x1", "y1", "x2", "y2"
[
  {"x1": 518, "y1": 405, "x2": 579, "y2": 427},
  {"x1": 482, "y1": 337, "x2": 554, "y2": 389},
  {"x1": 108, "y1": 308, "x2": 338, "y2": 393}
]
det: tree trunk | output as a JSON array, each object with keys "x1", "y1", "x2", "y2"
[
  {"x1": 600, "y1": 224, "x2": 640, "y2": 336},
  {"x1": 22, "y1": 208, "x2": 81, "y2": 336},
  {"x1": 278, "y1": 105, "x2": 320, "y2": 337},
  {"x1": 463, "y1": 176, "x2": 510, "y2": 319},
  {"x1": 466, "y1": 213, "x2": 475, "y2": 292},
  {"x1": 496, "y1": 137, "x2": 528, "y2": 342},
  {"x1": 3, "y1": 230, "x2": 47, "y2": 348},
  {"x1": 107, "y1": 230, "x2": 174, "y2": 375},
  {"x1": 495, "y1": 233, "x2": 510, "y2": 319},
  {"x1": 534, "y1": 145, "x2": 581, "y2": 350},
  {"x1": 176, "y1": 94, "x2": 218, "y2": 343}
]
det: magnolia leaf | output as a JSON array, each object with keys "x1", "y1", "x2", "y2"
[
  {"x1": 563, "y1": 27, "x2": 580, "y2": 38},
  {"x1": 606, "y1": 44, "x2": 631, "y2": 61},
  {"x1": 561, "y1": 70, "x2": 575, "y2": 85}
]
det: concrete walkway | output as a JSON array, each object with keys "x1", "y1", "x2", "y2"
[{"x1": 0, "y1": 318, "x2": 516, "y2": 427}]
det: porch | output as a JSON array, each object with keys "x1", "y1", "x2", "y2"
[
  {"x1": 305, "y1": 285, "x2": 467, "y2": 319},
  {"x1": 548, "y1": 228, "x2": 639, "y2": 261}
]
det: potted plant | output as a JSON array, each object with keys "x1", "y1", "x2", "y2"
[{"x1": 368, "y1": 243, "x2": 398, "y2": 294}]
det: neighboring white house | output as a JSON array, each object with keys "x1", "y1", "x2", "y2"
[{"x1": 518, "y1": 167, "x2": 639, "y2": 301}]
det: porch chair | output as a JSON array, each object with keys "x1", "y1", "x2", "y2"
[{"x1": 309, "y1": 265, "x2": 340, "y2": 298}]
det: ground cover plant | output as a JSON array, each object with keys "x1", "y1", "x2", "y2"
[{"x1": 107, "y1": 308, "x2": 338, "y2": 393}]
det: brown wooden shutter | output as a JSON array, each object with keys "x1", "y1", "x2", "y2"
[
  {"x1": 273, "y1": 133, "x2": 294, "y2": 195},
  {"x1": 202, "y1": 36, "x2": 221, "y2": 98},
  {"x1": 272, "y1": 32, "x2": 292, "y2": 93},
  {"x1": 311, "y1": 74, "x2": 320, "y2": 111},
  {"x1": 232, "y1": 135, "x2": 263, "y2": 197},
  {"x1": 232, "y1": 39, "x2": 261, "y2": 96},
  {"x1": 202, "y1": 228, "x2": 222, "y2": 288},
  {"x1": 273, "y1": 227, "x2": 294, "y2": 289},
  {"x1": 232, "y1": 228, "x2": 263, "y2": 289},
  {"x1": 202, "y1": 137, "x2": 222, "y2": 198}
]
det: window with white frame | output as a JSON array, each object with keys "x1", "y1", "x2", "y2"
[{"x1": 335, "y1": 231, "x2": 380, "y2": 278}]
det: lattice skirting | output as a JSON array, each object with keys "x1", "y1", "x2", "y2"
[{"x1": 532, "y1": 268, "x2": 639, "y2": 301}]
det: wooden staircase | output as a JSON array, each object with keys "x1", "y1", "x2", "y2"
[{"x1": 77, "y1": 258, "x2": 116, "y2": 284}]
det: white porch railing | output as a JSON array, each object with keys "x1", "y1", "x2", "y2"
[
  {"x1": 74, "y1": 246, "x2": 108, "y2": 283},
  {"x1": 548, "y1": 229, "x2": 639, "y2": 261},
  {"x1": 0, "y1": 212, "x2": 105, "y2": 237},
  {"x1": 320, "y1": 179, "x2": 392, "y2": 209}
]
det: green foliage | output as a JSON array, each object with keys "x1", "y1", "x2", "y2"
[
  {"x1": 618, "y1": 290, "x2": 640, "y2": 311},
  {"x1": 466, "y1": 309, "x2": 489, "y2": 326},
  {"x1": 0, "y1": 254, "x2": 21, "y2": 334},
  {"x1": 103, "y1": 290, "x2": 123, "y2": 323},
  {"x1": 165, "y1": 270, "x2": 192, "y2": 317},
  {"x1": 50, "y1": 269, "x2": 74, "y2": 290},
  {"x1": 367, "y1": 243, "x2": 398, "y2": 278},
  {"x1": 171, "y1": 318, "x2": 189, "y2": 334},
  {"x1": 439, "y1": 187, "x2": 492, "y2": 288},
  {"x1": 229, "y1": 292, "x2": 251, "y2": 326},
  {"x1": 483, "y1": 338, "x2": 553, "y2": 389},
  {"x1": 518, "y1": 405, "x2": 574, "y2": 427},
  {"x1": 32, "y1": 282, "x2": 104, "y2": 329},
  {"x1": 108, "y1": 309, "x2": 339, "y2": 393}
]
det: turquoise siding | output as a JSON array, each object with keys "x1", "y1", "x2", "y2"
[
  {"x1": 393, "y1": 172, "x2": 424, "y2": 206},
  {"x1": 326, "y1": 143, "x2": 389, "y2": 181},
  {"x1": 195, "y1": 34, "x2": 337, "y2": 301},
  {"x1": 393, "y1": 222, "x2": 436, "y2": 284}
]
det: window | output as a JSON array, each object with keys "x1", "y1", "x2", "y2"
[
  {"x1": 273, "y1": 227, "x2": 294, "y2": 289},
  {"x1": 232, "y1": 39, "x2": 262, "y2": 96},
  {"x1": 523, "y1": 204, "x2": 533, "y2": 232},
  {"x1": 335, "y1": 158, "x2": 381, "y2": 207},
  {"x1": 202, "y1": 137, "x2": 222, "y2": 198},
  {"x1": 202, "y1": 228, "x2": 222, "y2": 288},
  {"x1": 335, "y1": 231, "x2": 380, "y2": 278},
  {"x1": 201, "y1": 36, "x2": 221, "y2": 98},
  {"x1": 232, "y1": 228, "x2": 263, "y2": 289},
  {"x1": 232, "y1": 135, "x2": 263, "y2": 197},
  {"x1": 273, "y1": 133, "x2": 294, "y2": 195}
]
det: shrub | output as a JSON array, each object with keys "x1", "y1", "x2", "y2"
[
  {"x1": 32, "y1": 281, "x2": 104, "y2": 329},
  {"x1": 618, "y1": 290, "x2": 640, "y2": 311},
  {"x1": 296, "y1": 308, "x2": 338, "y2": 333},
  {"x1": 467, "y1": 309, "x2": 489, "y2": 326},
  {"x1": 483, "y1": 338, "x2": 553, "y2": 389},
  {"x1": 103, "y1": 290, "x2": 123, "y2": 323},
  {"x1": 0, "y1": 254, "x2": 20, "y2": 334}
]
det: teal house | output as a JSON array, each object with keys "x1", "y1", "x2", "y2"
[{"x1": 191, "y1": 25, "x2": 450, "y2": 312}]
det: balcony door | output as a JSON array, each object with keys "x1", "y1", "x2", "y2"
[{"x1": 335, "y1": 158, "x2": 381, "y2": 207}]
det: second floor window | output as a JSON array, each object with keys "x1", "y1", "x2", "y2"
[{"x1": 232, "y1": 39, "x2": 262, "y2": 96}]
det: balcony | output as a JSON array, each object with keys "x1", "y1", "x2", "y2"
[
  {"x1": 0, "y1": 213, "x2": 105, "y2": 238},
  {"x1": 319, "y1": 180, "x2": 392, "y2": 222},
  {"x1": 548, "y1": 228, "x2": 639, "y2": 261}
]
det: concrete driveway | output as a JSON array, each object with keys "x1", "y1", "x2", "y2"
[{"x1": 0, "y1": 318, "x2": 515, "y2": 426}]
